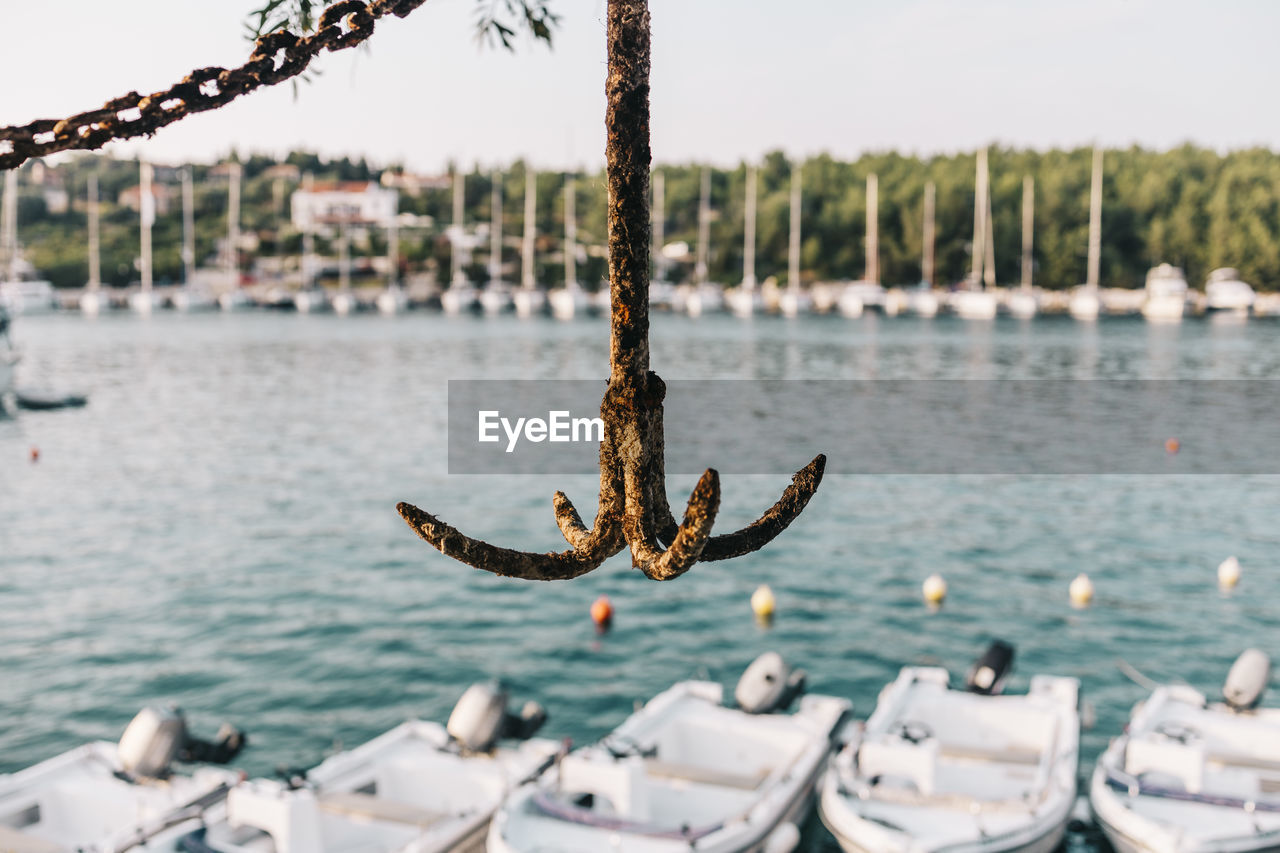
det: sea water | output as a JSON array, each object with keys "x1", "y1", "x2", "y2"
[{"x1": 3, "y1": 311, "x2": 1278, "y2": 850}]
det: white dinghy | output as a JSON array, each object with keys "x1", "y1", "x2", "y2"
[
  {"x1": 489, "y1": 653, "x2": 851, "y2": 853},
  {"x1": 0, "y1": 707, "x2": 246, "y2": 853},
  {"x1": 819, "y1": 642, "x2": 1080, "y2": 853},
  {"x1": 1091, "y1": 649, "x2": 1280, "y2": 853},
  {"x1": 180, "y1": 683, "x2": 558, "y2": 853}
]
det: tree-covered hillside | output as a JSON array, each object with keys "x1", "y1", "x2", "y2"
[{"x1": 9, "y1": 145, "x2": 1279, "y2": 291}]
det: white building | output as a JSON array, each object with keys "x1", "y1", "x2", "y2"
[{"x1": 291, "y1": 181, "x2": 398, "y2": 233}]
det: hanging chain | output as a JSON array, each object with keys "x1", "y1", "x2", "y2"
[{"x1": 0, "y1": 0, "x2": 427, "y2": 171}]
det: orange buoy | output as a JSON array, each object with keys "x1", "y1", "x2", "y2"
[
  {"x1": 590, "y1": 595, "x2": 613, "y2": 631},
  {"x1": 1165, "y1": 438, "x2": 1180, "y2": 455},
  {"x1": 29, "y1": 446, "x2": 39, "y2": 463}
]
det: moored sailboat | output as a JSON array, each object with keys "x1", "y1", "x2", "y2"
[{"x1": 951, "y1": 148, "x2": 998, "y2": 320}]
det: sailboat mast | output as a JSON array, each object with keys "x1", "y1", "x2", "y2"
[
  {"x1": 227, "y1": 162, "x2": 241, "y2": 289},
  {"x1": 743, "y1": 165, "x2": 757, "y2": 290},
  {"x1": 564, "y1": 175, "x2": 577, "y2": 288},
  {"x1": 1, "y1": 171, "x2": 16, "y2": 277},
  {"x1": 922, "y1": 181, "x2": 936, "y2": 286},
  {"x1": 451, "y1": 169, "x2": 466, "y2": 286},
  {"x1": 788, "y1": 163, "x2": 801, "y2": 291},
  {"x1": 865, "y1": 173, "x2": 879, "y2": 284},
  {"x1": 87, "y1": 174, "x2": 101, "y2": 290},
  {"x1": 388, "y1": 206, "x2": 399, "y2": 288},
  {"x1": 983, "y1": 170, "x2": 996, "y2": 290},
  {"x1": 182, "y1": 169, "x2": 195, "y2": 286},
  {"x1": 489, "y1": 170, "x2": 503, "y2": 283},
  {"x1": 521, "y1": 168, "x2": 536, "y2": 290},
  {"x1": 339, "y1": 219, "x2": 350, "y2": 292},
  {"x1": 1021, "y1": 175, "x2": 1034, "y2": 290},
  {"x1": 139, "y1": 161, "x2": 153, "y2": 294},
  {"x1": 301, "y1": 173, "x2": 315, "y2": 288},
  {"x1": 652, "y1": 170, "x2": 665, "y2": 281},
  {"x1": 1086, "y1": 147, "x2": 1103, "y2": 290},
  {"x1": 696, "y1": 167, "x2": 711, "y2": 286},
  {"x1": 971, "y1": 148, "x2": 987, "y2": 288}
]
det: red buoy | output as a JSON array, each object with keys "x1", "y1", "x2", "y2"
[
  {"x1": 1165, "y1": 437, "x2": 1180, "y2": 455},
  {"x1": 590, "y1": 595, "x2": 613, "y2": 631},
  {"x1": 29, "y1": 446, "x2": 39, "y2": 463}
]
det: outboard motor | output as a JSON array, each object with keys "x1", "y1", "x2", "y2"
[
  {"x1": 447, "y1": 683, "x2": 548, "y2": 753},
  {"x1": 735, "y1": 652, "x2": 806, "y2": 715},
  {"x1": 118, "y1": 706, "x2": 246, "y2": 779},
  {"x1": 1224, "y1": 648, "x2": 1271, "y2": 712},
  {"x1": 965, "y1": 640, "x2": 1015, "y2": 696},
  {"x1": 119, "y1": 707, "x2": 188, "y2": 779}
]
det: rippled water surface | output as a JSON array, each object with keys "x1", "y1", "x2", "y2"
[{"x1": 3, "y1": 311, "x2": 1279, "y2": 850}]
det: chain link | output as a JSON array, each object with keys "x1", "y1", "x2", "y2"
[{"x1": 0, "y1": 0, "x2": 427, "y2": 171}]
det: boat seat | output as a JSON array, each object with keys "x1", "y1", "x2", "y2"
[
  {"x1": 318, "y1": 792, "x2": 446, "y2": 827},
  {"x1": 0, "y1": 825, "x2": 67, "y2": 853},
  {"x1": 939, "y1": 745, "x2": 1042, "y2": 766},
  {"x1": 643, "y1": 759, "x2": 769, "y2": 791}
]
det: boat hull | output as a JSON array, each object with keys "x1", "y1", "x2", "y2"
[{"x1": 490, "y1": 682, "x2": 849, "y2": 853}]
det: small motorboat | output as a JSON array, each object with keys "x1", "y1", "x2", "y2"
[
  {"x1": 182, "y1": 683, "x2": 558, "y2": 853},
  {"x1": 1204, "y1": 268, "x2": 1256, "y2": 314},
  {"x1": 819, "y1": 642, "x2": 1080, "y2": 853},
  {"x1": 1090, "y1": 649, "x2": 1280, "y2": 853},
  {"x1": 15, "y1": 387, "x2": 88, "y2": 410},
  {"x1": 489, "y1": 652, "x2": 851, "y2": 853},
  {"x1": 0, "y1": 707, "x2": 245, "y2": 853},
  {"x1": 1142, "y1": 263, "x2": 1188, "y2": 322}
]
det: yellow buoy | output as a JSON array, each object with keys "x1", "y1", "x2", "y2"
[
  {"x1": 751, "y1": 584, "x2": 776, "y2": 622},
  {"x1": 1218, "y1": 556, "x2": 1241, "y2": 589},
  {"x1": 1069, "y1": 573, "x2": 1094, "y2": 608},
  {"x1": 922, "y1": 573, "x2": 947, "y2": 606}
]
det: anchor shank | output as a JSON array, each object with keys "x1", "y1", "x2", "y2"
[{"x1": 605, "y1": 0, "x2": 653, "y2": 388}]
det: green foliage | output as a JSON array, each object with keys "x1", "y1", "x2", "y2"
[
  {"x1": 245, "y1": 0, "x2": 559, "y2": 49},
  {"x1": 11, "y1": 146, "x2": 1280, "y2": 292}
]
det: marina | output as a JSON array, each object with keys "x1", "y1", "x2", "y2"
[
  {"x1": 3, "y1": 311, "x2": 1280, "y2": 851},
  {"x1": 4, "y1": 0, "x2": 1280, "y2": 850}
]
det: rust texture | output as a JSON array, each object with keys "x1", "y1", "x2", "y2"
[{"x1": 398, "y1": 0, "x2": 826, "y2": 581}]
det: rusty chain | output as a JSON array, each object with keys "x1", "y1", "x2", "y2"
[{"x1": 0, "y1": 0, "x2": 427, "y2": 171}]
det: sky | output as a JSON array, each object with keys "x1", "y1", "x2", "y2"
[{"x1": 3, "y1": 0, "x2": 1279, "y2": 173}]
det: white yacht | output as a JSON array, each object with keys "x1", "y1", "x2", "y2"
[
  {"x1": 1142, "y1": 263, "x2": 1189, "y2": 322},
  {"x1": 1205, "y1": 267, "x2": 1256, "y2": 314},
  {"x1": 1091, "y1": 650, "x2": 1280, "y2": 853},
  {"x1": 0, "y1": 272, "x2": 56, "y2": 316},
  {"x1": 375, "y1": 285, "x2": 408, "y2": 315},
  {"x1": 909, "y1": 285, "x2": 941, "y2": 317},
  {"x1": 186, "y1": 684, "x2": 558, "y2": 853},
  {"x1": 0, "y1": 707, "x2": 245, "y2": 853},
  {"x1": 490, "y1": 653, "x2": 851, "y2": 853},
  {"x1": 820, "y1": 643, "x2": 1080, "y2": 853},
  {"x1": 441, "y1": 282, "x2": 479, "y2": 315}
]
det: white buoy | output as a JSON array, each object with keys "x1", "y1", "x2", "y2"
[
  {"x1": 1069, "y1": 573, "x2": 1094, "y2": 608},
  {"x1": 751, "y1": 584, "x2": 776, "y2": 621},
  {"x1": 922, "y1": 573, "x2": 947, "y2": 606},
  {"x1": 1218, "y1": 556, "x2": 1241, "y2": 589}
]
